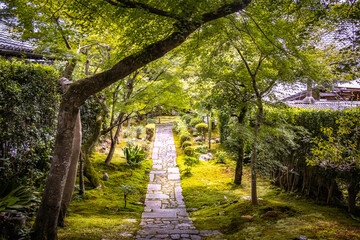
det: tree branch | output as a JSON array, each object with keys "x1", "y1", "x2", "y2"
[{"x1": 105, "y1": 0, "x2": 182, "y2": 20}]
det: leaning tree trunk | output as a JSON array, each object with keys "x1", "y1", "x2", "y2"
[
  {"x1": 58, "y1": 111, "x2": 82, "y2": 227},
  {"x1": 31, "y1": 2, "x2": 251, "y2": 238}
]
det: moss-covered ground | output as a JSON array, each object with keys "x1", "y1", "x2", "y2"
[
  {"x1": 173, "y1": 132, "x2": 360, "y2": 240},
  {"x1": 57, "y1": 137, "x2": 151, "y2": 240}
]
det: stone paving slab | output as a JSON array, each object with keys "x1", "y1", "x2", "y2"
[{"x1": 136, "y1": 124, "x2": 223, "y2": 240}]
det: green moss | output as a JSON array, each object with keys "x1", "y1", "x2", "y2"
[
  {"x1": 58, "y1": 144, "x2": 151, "y2": 239},
  {"x1": 173, "y1": 130, "x2": 360, "y2": 240}
]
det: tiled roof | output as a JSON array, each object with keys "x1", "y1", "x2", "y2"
[
  {"x1": 0, "y1": 23, "x2": 50, "y2": 59},
  {"x1": 286, "y1": 101, "x2": 360, "y2": 110}
]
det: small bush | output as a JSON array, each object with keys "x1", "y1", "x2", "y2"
[
  {"x1": 180, "y1": 133, "x2": 191, "y2": 145},
  {"x1": 187, "y1": 128, "x2": 194, "y2": 134},
  {"x1": 194, "y1": 145, "x2": 209, "y2": 154},
  {"x1": 134, "y1": 126, "x2": 144, "y2": 139},
  {"x1": 122, "y1": 144, "x2": 145, "y2": 170},
  {"x1": 183, "y1": 156, "x2": 199, "y2": 174},
  {"x1": 145, "y1": 124, "x2": 155, "y2": 141},
  {"x1": 182, "y1": 141, "x2": 192, "y2": 149},
  {"x1": 119, "y1": 184, "x2": 136, "y2": 208},
  {"x1": 215, "y1": 151, "x2": 227, "y2": 164},
  {"x1": 184, "y1": 146, "x2": 195, "y2": 156},
  {"x1": 181, "y1": 114, "x2": 193, "y2": 125},
  {"x1": 189, "y1": 118, "x2": 203, "y2": 127},
  {"x1": 173, "y1": 118, "x2": 187, "y2": 133},
  {"x1": 195, "y1": 123, "x2": 208, "y2": 140},
  {"x1": 124, "y1": 129, "x2": 133, "y2": 138}
]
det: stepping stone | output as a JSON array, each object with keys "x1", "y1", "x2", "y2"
[
  {"x1": 145, "y1": 200, "x2": 162, "y2": 209},
  {"x1": 147, "y1": 184, "x2": 161, "y2": 191},
  {"x1": 146, "y1": 193, "x2": 169, "y2": 199},
  {"x1": 168, "y1": 174, "x2": 180, "y2": 180},
  {"x1": 168, "y1": 168, "x2": 180, "y2": 173}
]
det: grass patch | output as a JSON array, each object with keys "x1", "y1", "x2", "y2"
[
  {"x1": 173, "y1": 130, "x2": 360, "y2": 240},
  {"x1": 58, "y1": 144, "x2": 151, "y2": 240}
]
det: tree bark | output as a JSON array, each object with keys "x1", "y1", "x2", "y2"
[
  {"x1": 78, "y1": 152, "x2": 85, "y2": 195},
  {"x1": 83, "y1": 115, "x2": 103, "y2": 188},
  {"x1": 58, "y1": 111, "x2": 82, "y2": 227},
  {"x1": 234, "y1": 139, "x2": 244, "y2": 185},
  {"x1": 105, "y1": 114, "x2": 124, "y2": 165},
  {"x1": 32, "y1": 1, "x2": 251, "y2": 238}
]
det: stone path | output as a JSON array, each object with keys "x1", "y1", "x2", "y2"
[{"x1": 135, "y1": 124, "x2": 222, "y2": 240}]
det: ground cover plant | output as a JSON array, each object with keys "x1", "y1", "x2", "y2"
[
  {"x1": 57, "y1": 144, "x2": 151, "y2": 240},
  {"x1": 173, "y1": 131, "x2": 360, "y2": 240}
]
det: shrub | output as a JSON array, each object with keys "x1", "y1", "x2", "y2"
[
  {"x1": 215, "y1": 151, "x2": 227, "y2": 164},
  {"x1": 145, "y1": 124, "x2": 156, "y2": 141},
  {"x1": 183, "y1": 156, "x2": 199, "y2": 174},
  {"x1": 181, "y1": 114, "x2": 193, "y2": 125},
  {"x1": 123, "y1": 129, "x2": 133, "y2": 138},
  {"x1": 184, "y1": 146, "x2": 194, "y2": 156},
  {"x1": 195, "y1": 123, "x2": 208, "y2": 140},
  {"x1": 122, "y1": 144, "x2": 145, "y2": 170},
  {"x1": 182, "y1": 141, "x2": 192, "y2": 149},
  {"x1": 119, "y1": 184, "x2": 136, "y2": 208},
  {"x1": 180, "y1": 133, "x2": 191, "y2": 145},
  {"x1": 194, "y1": 145, "x2": 209, "y2": 154},
  {"x1": 134, "y1": 126, "x2": 144, "y2": 139},
  {"x1": 189, "y1": 118, "x2": 203, "y2": 127},
  {"x1": 0, "y1": 60, "x2": 60, "y2": 187}
]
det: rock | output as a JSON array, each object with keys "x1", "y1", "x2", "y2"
[
  {"x1": 218, "y1": 211, "x2": 225, "y2": 216},
  {"x1": 239, "y1": 196, "x2": 263, "y2": 201},
  {"x1": 231, "y1": 200, "x2": 239, "y2": 204},
  {"x1": 293, "y1": 236, "x2": 308, "y2": 240},
  {"x1": 199, "y1": 153, "x2": 213, "y2": 161},
  {"x1": 102, "y1": 173, "x2": 109, "y2": 181},
  {"x1": 187, "y1": 208, "x2": 199, "y2": 212},
  {"x1": 193, "y1": 136, "x2": 203, "y2": 142},
  {"x1": 119, "y1": 232, "x2": 133, "y2": 237}
]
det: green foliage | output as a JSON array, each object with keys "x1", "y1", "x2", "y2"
[
  {"x1": 182, "y1": 141, "x2": 192, "y2": 149},
  {"x1": 0, "y1": 60, "x2": 59, "y2": 187},
  {"x1": 180, "y1": 133, "x2": 191, "y2": 145},
  {"x1": 134, "y1": 126, "x2": 144, "y2": 139},
  {"x1": 181, "y1": 114, "x2": 193, "y2": 125},
  {"x1": 122, "y1": 144, "x2": 145, "y2": 170},
  {"x1": 189, "y1": 118, "x2": 203, "y2": 127},
  {"x1": 194, "y1": 145, "x2": 209, "y2": 154},
  {"x1": 173, "y1": 118, "x2": 187, "y2": 134},
  {"x1": 307, "y1": 109, "x2": 360, "y2": 171},
  {"x1": 218, "y1": 110, "x2": 231, "y2": 144},
  {"x1": 183, "y1": 156, "x2": 199, "y2": 174},
  {"x1": 123, "y1": 129, "x2": 133, "y2": 138},
  {"x1": 184, "y1": 146, "x2": 195, "y2": 156},
  {"x1": 147, "y1": 118, "x2": 157, "y2": 124},
  {"x1": 0, "y1": 186, "x2": 34, "y2": 212},
  {"x1": 215, "y1": 151, "x2": 227, "y2": 164},
  {"x1": 145, "y1": 124, "x2": 156, "y2": 141},
  {"x1": 119, "y1": 184, "x2": 136, "y2": 209},
  {"x1": 195, "y1": 123, "x2": 208, "y2": 140}
]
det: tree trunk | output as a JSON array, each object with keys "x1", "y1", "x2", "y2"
[
  {"x1": 58, "y1": 111, "x2": 82, "y2": 227},
  {"x1": 83, "y1": 115, "x2": 103, "y2": 188},
  {"x1": 208, "y1": 112, "x2": 212, "y2": 149},
  {"x1": 234, "y1": 139, "x2": 244, "y2": 185},
  {"x1": 79, "y1": 152, "x2": 85, "y2": 195},
  {"x1": 105, "y1": 115, "x2": 124, "y2": 165},
  {"x1": 347, "y1": 174, "x2": 360, "y2": 214},
  {"x1": 32, "y1": 2, "x2": 251, "y2": 238},
  {"x1": 127, "y1": 118, "x2": 132, "y2": 130}
]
